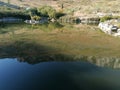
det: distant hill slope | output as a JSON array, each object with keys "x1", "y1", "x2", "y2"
[
  {"x1": 1, "y1": 0, "x2": 120, "y2": 16},
  {"x1": 0, "y1": 0, "x2": 58, "y2": 9}
]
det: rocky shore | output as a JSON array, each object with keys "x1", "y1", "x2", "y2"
[{"x1": 98, "y1": 19, "x2": 120, "y2": 36}]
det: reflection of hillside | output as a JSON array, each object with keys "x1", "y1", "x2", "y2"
[
  {"x1": 0, "y1": 40, "x2": 73, "y2": 64},
  {"x1": 0, "y1": 40, "x2": 120, "y2": 68},
  {"x1": 17, "y1": 54, "x2": 73, "y2": 64}
]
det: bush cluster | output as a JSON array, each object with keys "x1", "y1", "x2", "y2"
[
  {"x1": 0, "y1": 5, "x2": 65, "y2": 20},
  {"x1": 100, "y1": 16, "x2": 112, "y2": 22},
  {"x1": 100, "y1": 15, "x2": 120, "y2": 22},
  {"x1": 37, "y1": 6, "x2": 56, "y2": 19}
]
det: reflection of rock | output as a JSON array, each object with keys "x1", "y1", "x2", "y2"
[
  {"x1": 24, "y1": 17, "x2": 48, "y2": 24},
  {"x1": 58, "y1": 15, "x2": 80, "y2": 24},
  {"x1": 92, "y1": 57, "x2": 120, "y2": 69},
  {"x1": 74, "y1": 56, "x2": 120, "y2": 69}
]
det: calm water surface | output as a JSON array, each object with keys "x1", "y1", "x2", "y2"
[
  {"x1": 0, "y1": 23, "x2": 120, "y2": 90},
  {"x1": 0, "y1": 58, "x2": 120, "y2": 90}
]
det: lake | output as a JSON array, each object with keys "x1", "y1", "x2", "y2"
[
  {"x1": 0, "y1": 58, "x2": 120, "y2": 90},
  {"x1": 0, "y1": 22, "x2": 120, "y2": 90}
]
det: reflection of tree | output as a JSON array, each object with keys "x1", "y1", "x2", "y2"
[{"x1": 31, "y1": 22, "x2": 63, "y2": 31}]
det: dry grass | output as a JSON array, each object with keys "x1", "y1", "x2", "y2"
[
  {"x1": 1, "y1": 0, "x2": 120, "y2": 15},
  {"x1": 1, "y1": 0, "x2": 59, "y2": 9}
]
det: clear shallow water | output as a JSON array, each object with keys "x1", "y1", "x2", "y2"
[{"x1": 0, "y1": 58, "x2": 120, "y2": 90}]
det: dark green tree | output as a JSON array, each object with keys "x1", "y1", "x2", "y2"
[{"x1": 19, "y1": 0, "x2": 23, "y2": 1}]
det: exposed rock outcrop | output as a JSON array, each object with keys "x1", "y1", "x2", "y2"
[{"x1": 98, "y1": 20, "x2": 120, "y2": 36}]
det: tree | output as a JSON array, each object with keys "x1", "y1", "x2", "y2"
[
  {"x1": 61, "y1": 3, "x2": 64, "y2": 9},
  {"x1": 7, "y1": 0, "x2": 10, "y2": 4}
]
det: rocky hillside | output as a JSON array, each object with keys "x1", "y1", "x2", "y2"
[
  {"x1": 1, "y1": 0, "x2": 120, "y2": 16},
  {"x1": 0, "y1": 0, "x2": 58, "y2": 9}
]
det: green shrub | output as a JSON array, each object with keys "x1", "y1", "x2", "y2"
[
  {"x1": 100, "y1": 15, "x2": 120, "y2": 22},
  {"x1": 112, "y1": 16, "x2": 120, "y2": 19},
  {"x1": 100, "y1": 16, "x2": 112, "y2": 22}
]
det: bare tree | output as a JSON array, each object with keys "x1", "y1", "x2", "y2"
[{"x1": 7, "y1": 0, "x2": 10, "y2": 4}]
